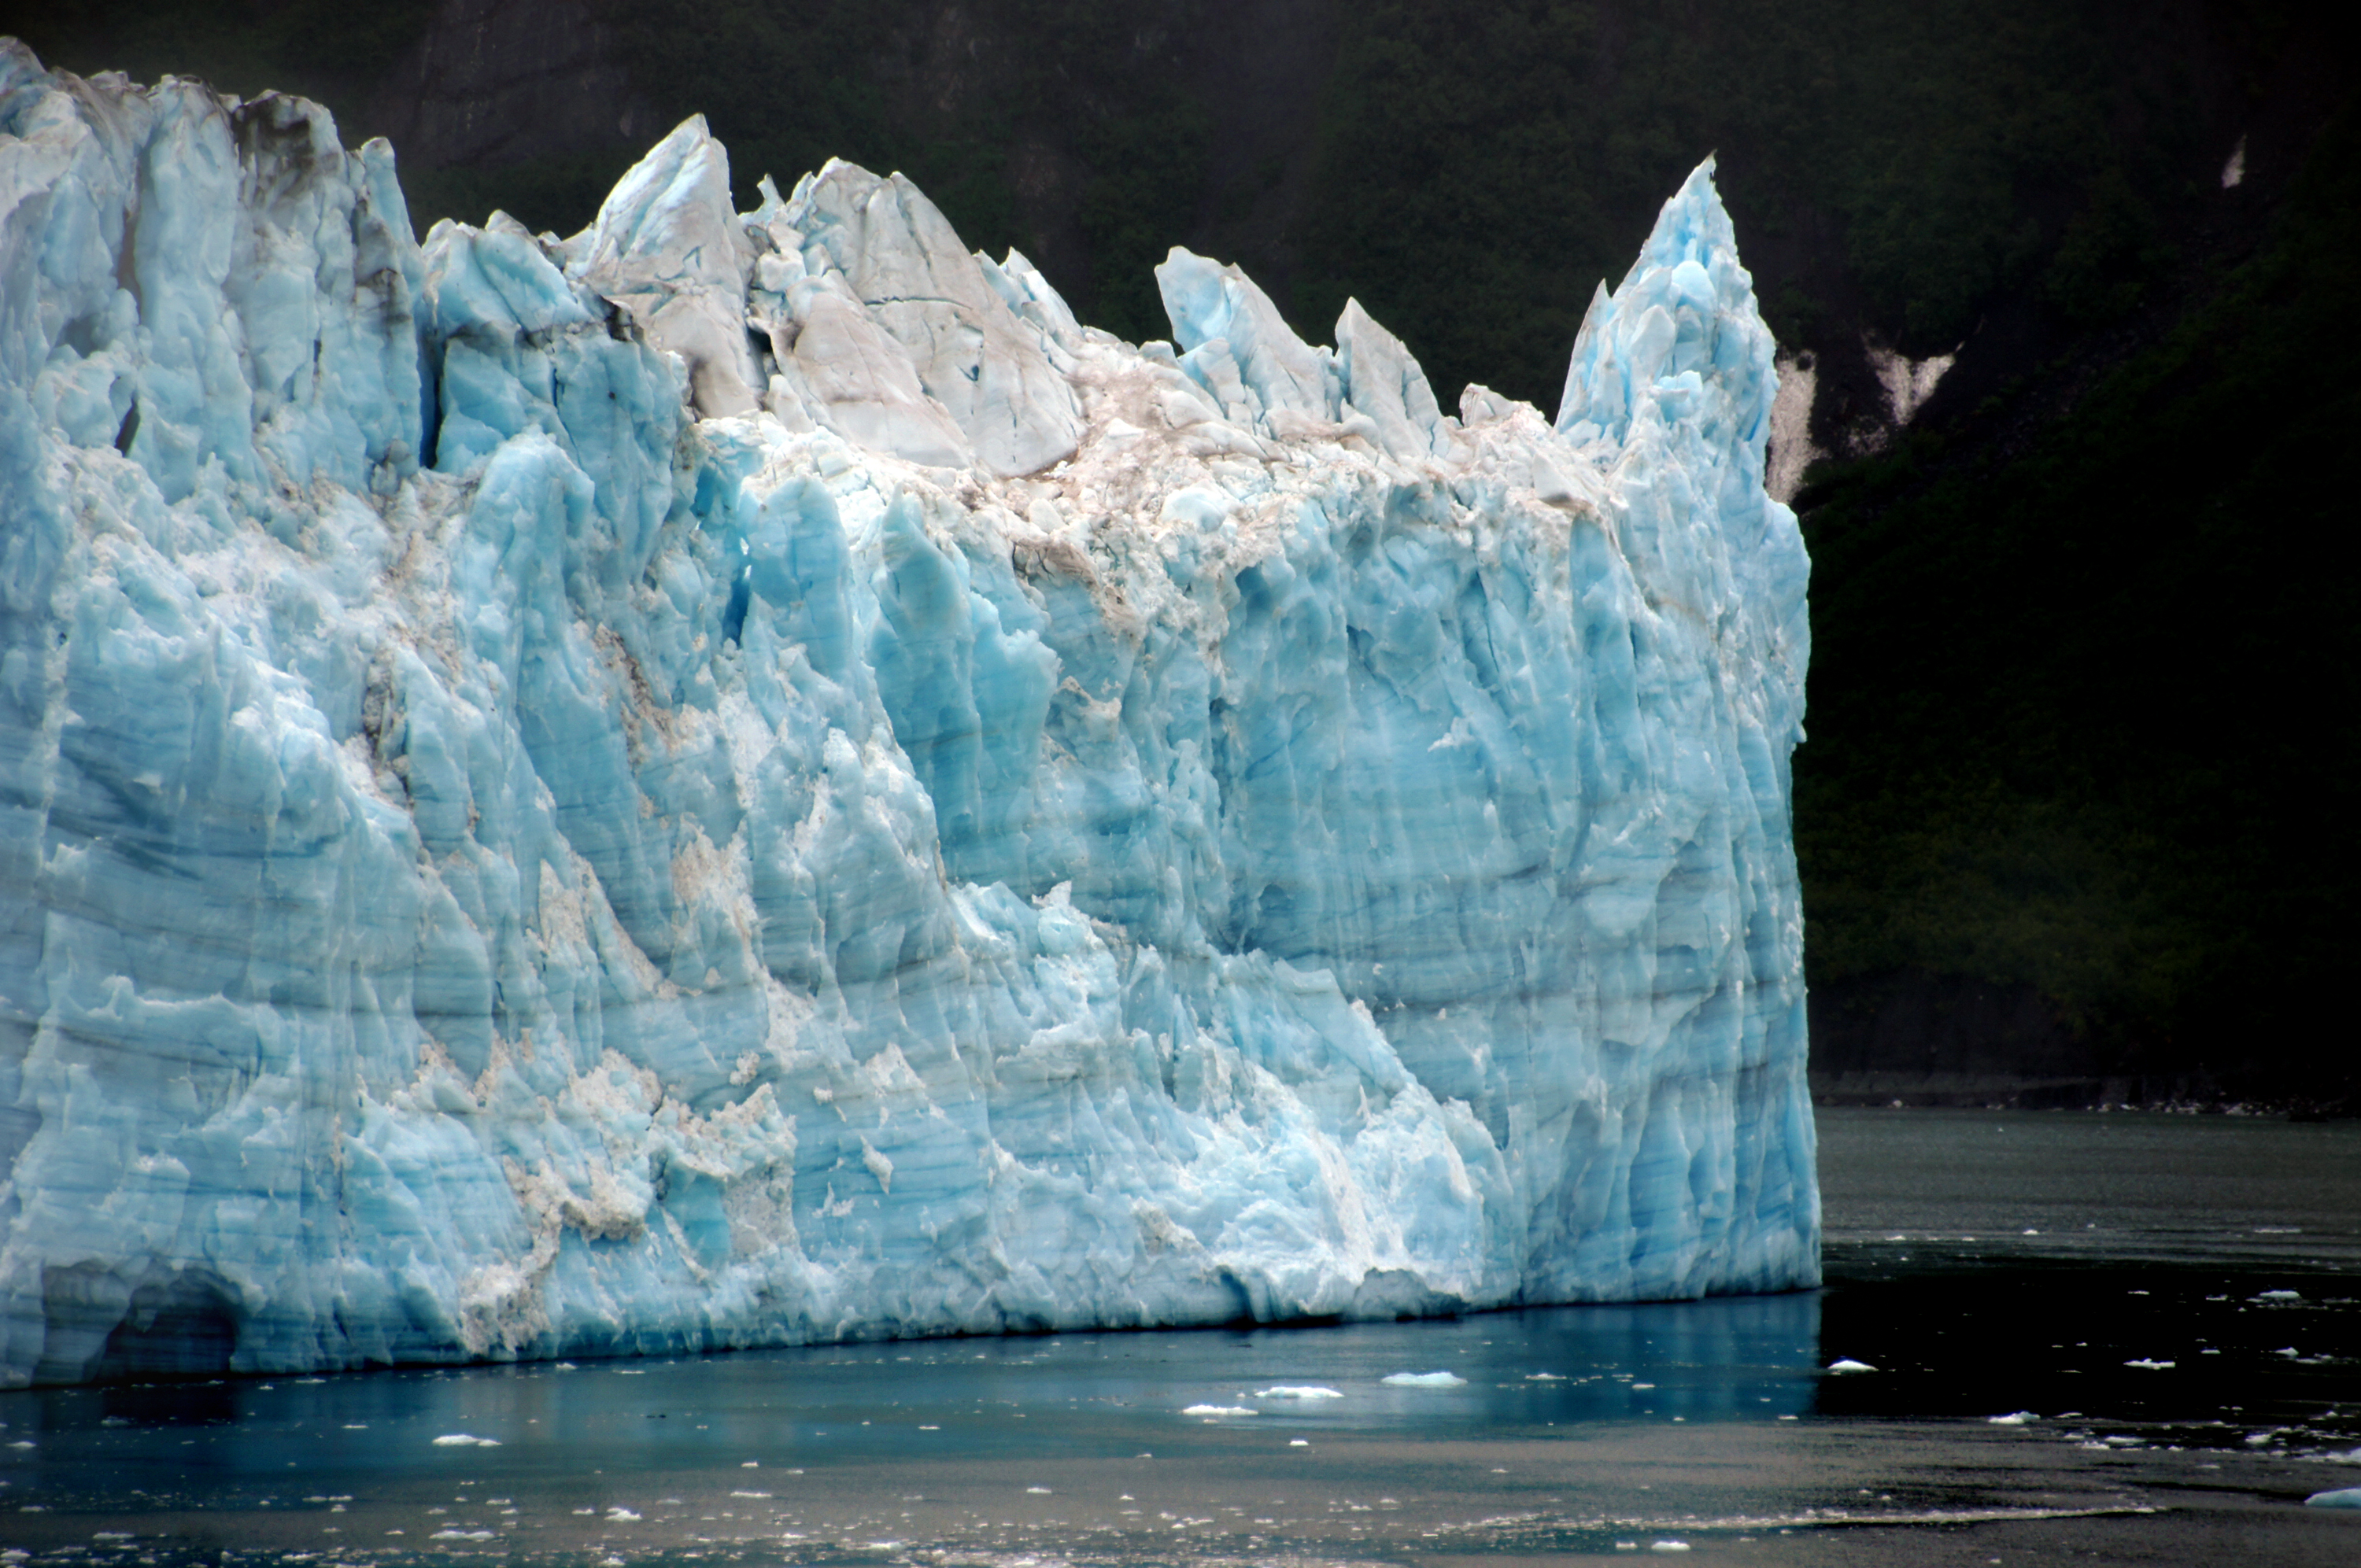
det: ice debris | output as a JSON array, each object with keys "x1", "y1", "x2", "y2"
[
  {"x1": 2305, "y1": 1488, "x2": 2361, "y2": 1509},
  {"x1": 1256, "y1": 1386, "x2": 1344, "y2": 1399},
  {"x1": 1382, "y1": 1371, "x2": 1469, "y2": 1388},
  {"x1": 0, "y1": 44, "x2": 1814, "y2": 1386},
  {"x1": 1826, "y1": 1360, "x2": 1877, "y2": 1374}
]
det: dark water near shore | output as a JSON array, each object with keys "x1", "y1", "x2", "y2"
[{"x1": 3, "y1": 1109, "x2": 2356, "y2": 1565}]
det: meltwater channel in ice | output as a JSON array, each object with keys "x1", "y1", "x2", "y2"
[{"x1": 0, "y1": 40, "x2": 1815, "y2": 1388}]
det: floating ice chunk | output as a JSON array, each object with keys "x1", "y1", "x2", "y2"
[
  {"x1": 1382, "y1": 1372, "x2": 1468, "y2": 1388},
  {"x1": 2306, "y1": 1489, "x2": 2361, "y2": 1509},
  {"x1": 731, "y1": 1491, "x2": 771, "y2": 1499},
  {"x1": 2123, "y1": 1360, "x2": 2174, "y2": 1371},
  {"x1": 1825, "y1": 1360, "x2": 1876, "y2": 1374},
  {"x1": 1289, "y1": 1439, "x2": 1310, "y2": 1447},
  {"x1": 605, "y1": 1507, "x2": 640, "y2": 1522},
  {"x1": 1988, "y1": 1412, "x2": 2038, "y2": 1425},
  {"x1": 1526, "y1": 1373, "x2": 1566, "y2": 1382},
  {"x1": 431, "y1": 1434, "x2": 490, "y2": 1446},
  {"x1": 2275, "y1": 1348, "x2": 2300, "y2": 1358},
  {"x1": 1651, "y1": 1544, "x2": 1692, "y2": 1554},
  {"x1": 1255, "y1": 1386, "x2": 1345, "y2": 1400},
  {"x1": 1182, "y1": 1405, "x2": 1256, "y2": 1416},
  {"x1": 430, "y1": 1530, "x2": 497, "y2": 1541},
  {"x1": 1026, "y1": 1486, "x2": 1053, "y2": 1494},
  {"x1": 2255, "y1": 1290, "x2": 2302, "y2": 1302}
]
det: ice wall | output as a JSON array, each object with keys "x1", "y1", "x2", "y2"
[{"x1": 0, "y1": 44, "x2": 1815, "y2": 1387}]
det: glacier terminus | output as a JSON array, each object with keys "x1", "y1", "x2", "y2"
[{"x1": 0, "y1": 42, "x2": 1815, "y2": 1388}]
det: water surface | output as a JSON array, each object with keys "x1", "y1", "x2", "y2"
[{"x1": 2, "y1": 1109, "x2": 2354, "y2": 1565}]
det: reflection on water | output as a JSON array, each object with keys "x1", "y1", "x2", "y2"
[
  {"x1": 1818, "y1": 1108, "x2": 2361, "y2": 1264},
  {"x1": 5, "y1": 1290, "x2": 1822, "y2": 1485},
  {"x1": 0, "y1": 1109, "x2": 2355, "y2": 1566}
]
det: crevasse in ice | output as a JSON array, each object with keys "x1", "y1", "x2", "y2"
[{"x1": 0, "y1": 43, "x2": 1815, "y2": 1387}]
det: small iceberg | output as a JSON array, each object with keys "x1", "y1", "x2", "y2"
[
  {"x1": 1825, "y1": 1360, "x2": 1877, "y2": 1374},
  {"x1": 2305, "y1": 1488, "x2": 2361, "y2": 1510},
  {"x1": 1526, "y1": 1372, "x2": 1566, "y2": 1381},
  {"x1": 1255, "y1": 1385, "x2": 1344, "y2": 1400},
  {"x1": 2123, "y1": 1359, "x2": 2175, "y2": 1371},
  {"x1": 1987, "y1": 1411, "x2": 2038, "y2": 1426},
  {"x1": 431, "y1": 1434, "x2": 497, "y2": 1446},
  {"x1": 1182, "y1": 1404, "x2": 1257, "y2": 1416},
  {"x1": 2255, "y1": 1290, "x2": 2303, "y2": 1302},
  {"x1": 1382, "y1": 1371, "x2": 1468, "y2": 1387}
]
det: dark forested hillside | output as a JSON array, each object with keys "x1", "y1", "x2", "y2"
[{"x1": 8, "y1": 0, "x2": 2355, "y2": 1107}]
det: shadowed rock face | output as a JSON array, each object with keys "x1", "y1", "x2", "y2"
[
  {"x1": 366, "y1": 0, "x2": 652, "y2": 172},
  {"x1": 0, "y1": 46, "x2": 1815, "y2": 1388}
]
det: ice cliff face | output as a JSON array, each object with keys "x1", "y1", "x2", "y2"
[{"x1": 0, "y1": 43, "x2": 1815, "y2": 1387}]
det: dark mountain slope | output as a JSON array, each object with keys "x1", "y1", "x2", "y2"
[{"x1": 6, "y1": 0, "x2": 2355, "y2": 1105}]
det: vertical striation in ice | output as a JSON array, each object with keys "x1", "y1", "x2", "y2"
[{"x1": 0, "y1": 44, "x2": 1815, "y2": 1387}]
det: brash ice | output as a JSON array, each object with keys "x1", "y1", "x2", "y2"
[{"x1": 0, "y1": 42, "x2": 1815, "y2": 1388}]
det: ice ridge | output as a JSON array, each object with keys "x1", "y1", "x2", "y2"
[{"x1": 0, "y1": 42, "x2": 1815, "y2": 1387}]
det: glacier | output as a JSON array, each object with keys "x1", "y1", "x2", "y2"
[{"x1": 0, "y1": 42, "x2": 1815, "y2": 1388}]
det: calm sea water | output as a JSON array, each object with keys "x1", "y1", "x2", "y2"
[{"x1": 2, "y1": 1109, "x2": 2355, "y2": 1566}]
